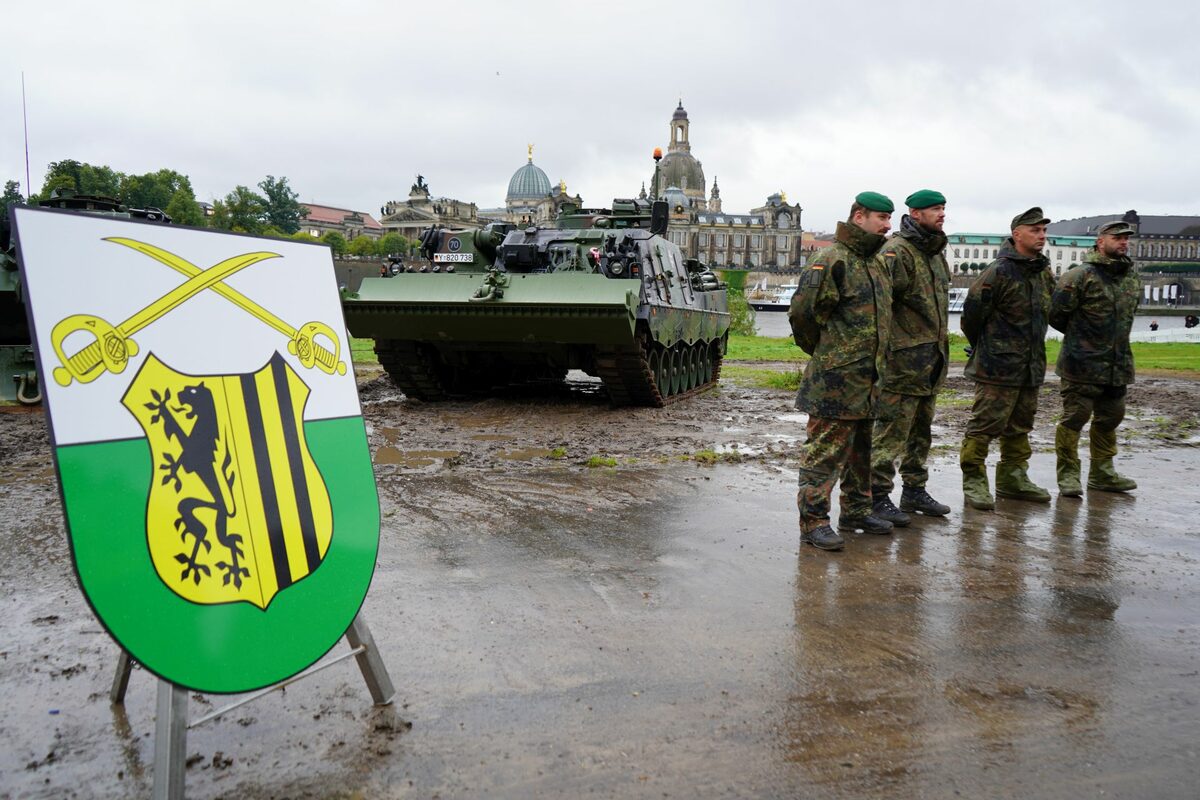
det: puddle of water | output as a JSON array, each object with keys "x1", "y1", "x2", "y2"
[
  {"x1": 374, "y1": 447, "x2": 460, "y2": 470},
  {"x1": 715, "y1": 443, "x2": 763, "y2": 456}
]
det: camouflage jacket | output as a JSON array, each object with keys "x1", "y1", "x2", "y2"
[
  {"x1": 1049, "y1": 251, "x2": 1140, "y2": 386},
  {"x1": 962, "y1": 240, "x2": 1053, "y2": 387},
  {"x1": 880, "y1": 217, "x2": 950, "y2": 396},
  {"x1": 789, "y1": 221, "x2": 891, "y2": 419}
]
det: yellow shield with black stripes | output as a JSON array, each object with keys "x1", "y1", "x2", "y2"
[{"x1": 122, "y1": 352, "x2": 332, "y2": 610}]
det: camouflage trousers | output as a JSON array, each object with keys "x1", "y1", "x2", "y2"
[
  {"x1": 964, "y1": 383, "x2": 1039, "y2": 439},
  {"x1": 870, "y1": 390, "x2": 937, "y2": 494},
  {"x1": 796, "y1": 416, "x2": 873, "y2": 531},
  {"x1": 1061, "y1": 381, "x2": 1126, "y2": 433}
]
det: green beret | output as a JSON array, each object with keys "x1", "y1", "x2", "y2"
[
  {"x1": 1011, "y1": 207, "x2": 1050, "y2": 230},
  {"x1": 905, "y1": 189, "x2": 946, "y2": 209},
  {"x1": 855, "y1": 191, "x2": 894, "y2": 213}
]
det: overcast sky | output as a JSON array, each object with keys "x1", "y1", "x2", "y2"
[{"x1": 4, "y1": 1, "x2": 1199, "y2": 233}]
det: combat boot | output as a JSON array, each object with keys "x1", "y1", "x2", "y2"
[
  {"x1": 838, "y1": 514, "x2": 894, "y2": 535},
  {"x1": 1088, "y1": 428, "x2": 1137, "y2": 492},
  {"x1": 802, "y1": 524, "x2": 844, "y2": 551},
  {"x1": 1055, "y1": 424, "x2": 1082, "y2": 497},
  {"x1": 900, "y1": 486, "x2": 951, "y2": 517},
  {"x1": 960, "y1": 435, "x2": 995, "y2": 510},
  {"x1": 871, "y1": 488, "x2": 911, "y2": 527},
  {"x1": 995, "y1": 434, "x2": 1051, "y2": 502}
]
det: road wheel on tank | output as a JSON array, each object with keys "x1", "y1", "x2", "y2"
[
  {"x1": 688, "y1": 344, "x2": 702, "y2": 390},
  {"x1": 681, "y1": 345, "x2": 695, "y2": 392},
  {"x1": 647, "y1": 348, "x2": 664, "y2": 395},
  {"x1": 700, "y1": 342, "x2": 714, "y2": 384},
  {"x1": 671, "y1": 347, "x2": 685, "y2": 396}
]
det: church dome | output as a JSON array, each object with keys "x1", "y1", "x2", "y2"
[
  {"x1": 656, "y1": 152, "x2": 705, "y2": 199},
  {"x1": 672, "y1": 101, "x2": 688, "y2": 121},
  {"x1": 507, "y1": 159, "x2": 552, "y2": 201},
  {"x1": 663, "y1": 186, "x2": 691, "y2": 210}
]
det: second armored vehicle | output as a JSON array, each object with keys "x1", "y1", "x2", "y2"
[{"x1": 342, "y1": 198, "x2": 729, "y2": 406}]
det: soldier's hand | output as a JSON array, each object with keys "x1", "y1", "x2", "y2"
[{"x1": 964, "y1": 346, "x2": 974, "y2": 357}]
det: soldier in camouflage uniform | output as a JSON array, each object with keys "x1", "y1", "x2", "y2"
[
  {"x1": 870, "y1": 189, "x2": 953, "y2": 526},
  {"x1": 789, "y1": 192, "x2": 894, "y2": 551},
  {"x1": 1049, "y1": 220, "x2": 1140, "y2": 495},
  {"x1": 959, "y1": 207, "x2": 1056, "y2": 510}
]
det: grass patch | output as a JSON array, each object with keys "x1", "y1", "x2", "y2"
[
  {"x1": 586, "y1": 455, "x2": 617, "y2": 468},
  {"x1": 721, "y1": 364, "x2": 802, "y2": 391},
  {"x1": 937, "y1": 391, "x2": 974, "y2": 409},
  {"x1": 726, "y1": 334, "x2": 806, "y2": 362},
  {"x1": 350, "y1": 337, "x2": 379, "y2": 364},
  {"x1": 691, "y1": 448, "x2": 745, "y2": 465},
  {"x1": 549, "y1": 447, "x2": 567, "y2": 459}
]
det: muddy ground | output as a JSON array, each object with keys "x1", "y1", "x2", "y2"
[{"x1": 1, "y1": 362, "x2": 1198, "y2": 799}]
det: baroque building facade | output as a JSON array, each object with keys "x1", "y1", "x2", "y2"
[
  {"x1": 647, "y1": 102, "x2": 804, "y2": 269},
  {"x1": 379, "y1": 175, "x2": 483, "y2": 240}
]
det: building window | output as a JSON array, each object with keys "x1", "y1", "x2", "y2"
[
  {"x1": 777, "y1": 235, "x2": 788, "y2": 249},
  {"x1": 1137, "y1": 243, "x2": 1144, "y2": 257},
  {"x1": 973, "y1": 248, "x2": 979, "y2": 258},
  {"x1": 1056, "y1": 250, "x2": 1063, "y2": 260},
  {"x1": 734, "y1": 234, "x2": 744, "y2": 247},
  {"x1": 954, "y1": 248, "x2": 960, "y2": 258},
  {"x1": 716, "y1": 233, "x2": 726, "y2": 246},
  {"x1": 752, "y1": 234, "x2": 761, "y2": 248},
  {"x1": 699, "y1": 233, "x2": 708, "y2": 246},
  {"x1": 1071, "y1": 251, "x2": 1077, "y2": 261},
  {"x1": 993, "y1": 249, "x2": 998, "y2": 257}
]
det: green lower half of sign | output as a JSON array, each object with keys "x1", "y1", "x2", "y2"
[{"x1": 56, "y1": 416, "x2": 380, "y2": 694}]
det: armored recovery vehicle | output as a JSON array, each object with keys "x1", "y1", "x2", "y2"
[
  {"x1": 341, "y1": 196, "x2": 730, "y2": 406},
  {"x1": 1, "y1": 191, "x2": 171, "y2": 404}
]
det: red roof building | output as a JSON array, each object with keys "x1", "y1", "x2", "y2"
[{"x1": 300, "y1": 203, "x2": 384, "y2": 240}]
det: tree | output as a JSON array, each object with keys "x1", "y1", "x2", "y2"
[
  {"x1": 320, "y1": 231, "x2": 347, "y2": 256},
  {"x1": 165, "y1": 187, "x2": 205, "y2": 227},
  {"x1": 377, "y1": 232, "x2": 410, "y2": 256},
  {"x1": 1, "y1": 180, "x2": 23, "y2": 224},
  {"x1": 210, "y1": 185, "x2": 267, "y2": 234},
  {"x1": 121, "y1": 169, "x2": 194, "y2": 210},
  {"x1": 39, "y1": 159, "x2": 121, "y2": 199},
  {"x1": 258, "y1": 175, "x2": 307, "y2": 234},
  {"x1": 348, "y1": 235, "x2": 378, "y2": 257}
]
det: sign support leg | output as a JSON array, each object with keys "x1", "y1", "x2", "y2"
[
  {"x1": 152, "y1": 680, "x2": 188, "y2": 800},
  {"x1": 110, "y1": 649, "x2": 133, "y2": 705},
  {"x1": 345, "y1": 613, "x2": 395, "y2": 705}
]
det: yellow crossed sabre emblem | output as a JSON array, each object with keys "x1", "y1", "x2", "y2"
[
  {"x1": 51, "y1": 249, "x2": 282, "y2": 387},
  {"x1": 104, "y1": 238, "x2": 347, "y2": 378}
]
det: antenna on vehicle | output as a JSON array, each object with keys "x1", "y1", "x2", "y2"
[{"x1": 22, "y1": 72, "x2": 32, "y2": 197}]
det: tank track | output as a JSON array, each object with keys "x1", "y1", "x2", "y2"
[
  {"x1": 374, "y1": 339, "x2": 450, "y2": 401},
  {"x1": 595, "y1": 334, "x2": 724, "y2": 407}
]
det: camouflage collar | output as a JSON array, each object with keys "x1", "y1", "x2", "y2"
[
  {"x1": 897, "y1": 214, "x2": 947, "y2": 256},
  {"x1": 999, "y1": 238, "x2": 1049, "y2": 272},
  {"x1": 1084, "y1": 249, "x2": 1133, "y2": 276},
  {"x1": 835, "y1": 221, "x2": 887, "y2": 259}
]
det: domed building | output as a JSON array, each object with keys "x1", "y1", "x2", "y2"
[
  {"x1": 650, "y1": 101, "x2": 707, "y2": 210},
  {"x1": 499, "y1": 145, "x2": 582, "y2": 225}
]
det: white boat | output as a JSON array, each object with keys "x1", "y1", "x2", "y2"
[
  {"x1": 749, "y1": 283, "x2": 798, "y2": 312},
  {"x1": 948, "y1": 287, "x2": 968, "y2": 313}
]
